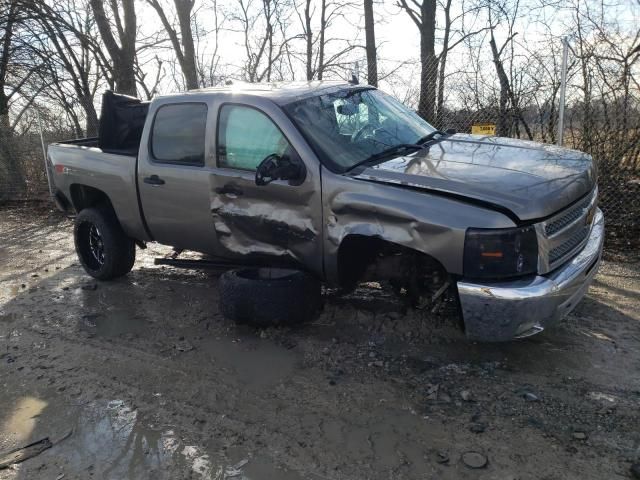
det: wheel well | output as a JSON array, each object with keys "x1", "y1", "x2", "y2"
[
  {"x1": 69, "y1": 184, "x2": 115, "y2": 215},
  {"x1": 337, "y1": 234, "x2": 448, "y2": 290}
]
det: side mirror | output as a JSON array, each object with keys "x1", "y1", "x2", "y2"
[
  {"x1": 255, "y1": 154, "x2": 305, "y2": 186},
  {"x1": 445, "y1": 128, "x2": 457, "y2": 135}
]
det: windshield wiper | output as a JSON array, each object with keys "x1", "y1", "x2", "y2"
[
  {"x1": 346, "y1": 143, "x2": 424, "y2": 172},
  {"x1": 345, "y1": 129, "x2": 457, "y2": 173},
  {"x1": 415, "y1": 130, "x2": 446, "y2": 145}
]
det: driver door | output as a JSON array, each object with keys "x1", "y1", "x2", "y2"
[{"x1": 208, "y1": 102, "x2": 323, "y2": 276}]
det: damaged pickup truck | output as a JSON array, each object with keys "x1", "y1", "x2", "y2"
[{"x1": 47, "y1": 82, "x2": 604, "y2": 341}]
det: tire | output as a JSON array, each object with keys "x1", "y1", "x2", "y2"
[
  {"x1": 74, "y1": 207, "x2": 136, "y2": 280},
  {"x1": 219, "y1": 268, "x2": 321, "y2": 327}
]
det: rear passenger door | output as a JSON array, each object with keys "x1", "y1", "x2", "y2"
[{"x1": 138, "y1": 101, "x2": 220, "y2": 253}]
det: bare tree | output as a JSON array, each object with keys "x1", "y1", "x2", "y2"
[
  {"x1": 294, "y1": 0, "x2": 358, "y2": 81},
  {"x1": 364, "y1": 0, "x2": 377, "y2": 86},
  {"x1": 147, "y1": 0, "x2": 199, "y2": 90},
  {"x1": 90, "y1": 0, "x2": 137, "y2": 96},
  {"x1": 434, "y1": 0, "x2": 487, "y2": 128},
  {"x1": 397, "y1": 0, "x2": 486, "y2": 126},
  {"x1": 0, "y1": 0, "x2": 44, "y2": 198},
  {"x1": 196, "y1": 0, "x2": 225, "y2": 86},
  {"x1": 229, "y1": 0, "x2": 299, "y2": 82},
  {"x1": 0, "y1": 0, "x2": 22, "y2": 128},
  {"x1": 396, "y1": 0, "x2": 437, "y2": 122},
  {"x1": 135, "y1": 55, "x2": 165, "y2": 99},
  {"x1": 29, "y1": 0, "x2": 102, "y2": 135},
  {"x1": 486, "y1": 0, "x2": 532, "y2": 138}
]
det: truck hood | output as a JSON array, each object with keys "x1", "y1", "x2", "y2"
[{"x1": 349, "y1": 134, "x2": 596, "y2": 221}]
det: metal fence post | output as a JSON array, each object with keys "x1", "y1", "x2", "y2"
[
  {"x1": 37, "y1": 108, "x2": 53, "y2": 197},
  {"x1": 557, "y1": 36, "x2": 569, "y2": 146}
]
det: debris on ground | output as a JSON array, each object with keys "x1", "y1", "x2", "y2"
[
  {"x1": 469, "y1": 422, "x2": 486, "y2": 434},
  {"x1": 225, "y1": 459, "x2": 249, "y2": 477},
  {"x1": 174, "y1": 338, "x2": 194, "y2": 353},
  {"x1": 462, "y1": 451, "x2": 488, "y2": 469},
  {"x1": 0, "y1": 438, "x2": 53, "y2": 469},
  {"x1": 516, "y1": 388, "x2": 540, "y2": 402},
  {"x1": 460, "y1": 390, "x2": 472, "y2": 402},
  {"x1": 572, "y1": 431, "x2": 588, "y2": 440},
  {"x1": 436, "y1": 451, "x2": 449, "y2": 464}
]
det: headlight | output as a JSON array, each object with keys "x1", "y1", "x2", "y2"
[{"x1": 464, "y1": 226, "x2": 538, "y2": 279}]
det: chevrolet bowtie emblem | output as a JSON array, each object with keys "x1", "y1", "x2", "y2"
[{"x1": 585, "y1": 205, "x2": 596, "y2": 225}]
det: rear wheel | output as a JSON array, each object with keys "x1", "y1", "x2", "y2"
[{"x1": 74, "y1": 207, "x2": 136, "y2": 280}]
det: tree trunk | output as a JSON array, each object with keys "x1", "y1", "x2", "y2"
[
  {"x1": 0, "y1": 1, "x2": 24, "y2": 199},
  {"x1": 435, "y1": 0, "x2": 451, "y2": 129},
  {"x1": 90, "y1": 0, "x2": 137, "y2": 96},
  {"x1": 84, "y1": 99, "x2": 100, "y2": 137},
  {"x1": 417, "y1": 0, "x2": 436, "y2": 123},
  {"x1": 490, "y1": 33, "x2": 510, "y2": 136},
  {"x1": 175, "y1": 0, "x2": 198, "y2": 89},
  {"x1": 0, "y1": 89, "x2": 8, "y2": 130},
  {"x1": 113, "y1": 60, "x2": 136, "y2": 96},
  {"x1": 0, "y1": 95, "x2": 25, "y2": 200},
  {"x1": 149, "y1": 0, "x2": 199, "y2": 89},
  {"x1": 317, "y1": 0, "x2": 326, "y2": 80},
  {"x1": 363, "y1": 0, "x2": 377, "y2": 87},
  {"x1": 304, "y1": 0, "x2": 313, "y2": 80}
]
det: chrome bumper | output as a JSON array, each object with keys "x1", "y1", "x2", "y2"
[{"x1": 457, "y1": 209, "x2": 604, "y2": 342}]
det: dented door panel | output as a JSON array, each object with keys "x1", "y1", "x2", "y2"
[{"x1": 207, "y1": 95, "x2": 324, "y2": 277}]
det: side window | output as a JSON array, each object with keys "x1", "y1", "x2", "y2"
[
  {"x1": 151, "y1": 103, "x2": 207, "y2": 165},
  {"x1": 217, "y1": 105, "x2": 291, "y2": 171}
]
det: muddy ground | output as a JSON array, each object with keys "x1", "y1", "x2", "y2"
[{"x1": 0, "y1": 203, "x2": 639, "y2": 480}]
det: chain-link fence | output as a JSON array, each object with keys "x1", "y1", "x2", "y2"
[
  {"x1": 1, "y1": 39, "x2": 638, "y2": 250},
  {"x1": 0, "y1": 124, "x2": 52, "y2": 202}
]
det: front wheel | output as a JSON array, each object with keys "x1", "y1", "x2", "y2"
[
  {"x1": 74, "y1": 207, "x2": 136, "y2": 280},
  {"x1": 219, "y1": 268, "x2": 321, "y2": 327}
]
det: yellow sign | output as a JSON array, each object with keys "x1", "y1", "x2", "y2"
[{"x1": 471, "y1": 124, "x2": 496, "y2": 135}]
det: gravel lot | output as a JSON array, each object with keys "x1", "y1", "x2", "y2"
[{"x1": 1, "y1": 203, "x2": 639, "y2": 480}]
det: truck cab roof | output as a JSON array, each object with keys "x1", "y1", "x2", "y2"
[{"x1": 157, "y1": 80, "x2": 368, "y2": 106}]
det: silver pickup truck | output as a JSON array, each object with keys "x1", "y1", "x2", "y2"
[{"x1": 47, "y1": 81, "x2": 604, "y2": 341}]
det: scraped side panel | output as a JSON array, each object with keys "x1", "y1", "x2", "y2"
[
  {"x1": 208, "y1": 171, "x2": 323, "y2": 276},
  {"x1": 321, "y1": 170, "x2": 518, "y2": 285}
]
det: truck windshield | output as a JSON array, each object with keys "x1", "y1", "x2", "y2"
[{"x1": 284, "y1": 88, "x2": 436, "y2": 172}]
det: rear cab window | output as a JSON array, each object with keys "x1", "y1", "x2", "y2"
[{"x1": 150, "y1": 103, "x2": 208, "y2": 166}]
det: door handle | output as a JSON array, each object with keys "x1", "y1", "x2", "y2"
[
  {"x1": 215, "y1": 184, "x2": 243, "y2": 196},
  {"x1": 144, "y1": 175, "x2": 165, "y2": 186}
]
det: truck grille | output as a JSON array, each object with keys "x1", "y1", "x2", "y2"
[
  {"x1": 537, "y1": 188, "x2": 598, "y2": 274},
  {"x1": 548, "y1": 226, "x2": 590, "y2": 264},
  {"x1": 544, "y1": 195, "x2": 593, "y2": 236}
]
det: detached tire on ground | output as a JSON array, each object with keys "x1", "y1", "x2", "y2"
[
  {"x1": 219, "y1": 268, "x2": 321, "y2": 327},
  {"x1": 74, "y1": 207, "x2": 136, "y2": 280}
]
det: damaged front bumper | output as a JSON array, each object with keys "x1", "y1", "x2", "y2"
[{"x1": 457, "y1": 209, "x2": 604, "y2": 342}]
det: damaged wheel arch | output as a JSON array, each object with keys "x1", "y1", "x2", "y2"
[{"x1": 336, "y1": 234, "x2": 453, "y2": 306}]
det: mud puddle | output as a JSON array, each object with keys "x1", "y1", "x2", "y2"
[
  {"x1": 0, "y1": 391, "x2": 301, "y2": 480},
  {"x1": 198, "y1": 334, "x2": 299, "y2": 388},
  {"x1": 77, "y1": 310, "x2": 148, "y2": 338}
]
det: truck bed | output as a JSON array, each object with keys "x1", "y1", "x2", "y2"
[
  {"x1": 56, "y1": 137, "x2": 138, "y2": 156},
  {"x1": 47, "y1": 141, "x2": 148, "y2": 241}
]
